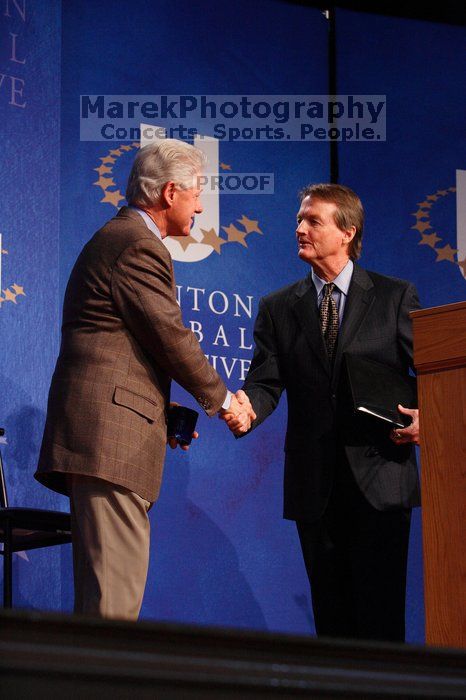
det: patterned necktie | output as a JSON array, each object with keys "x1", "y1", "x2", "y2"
[{"x1": 320, "y1": 283, "x2": 339, "y2": 362}]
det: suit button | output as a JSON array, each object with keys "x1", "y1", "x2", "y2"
[
  {"x1": 365, "y1": 447, "x2": 380, "y2": 457},
  {"x1": 331, "y1": 393, "x2": 336, "y2": 400}
]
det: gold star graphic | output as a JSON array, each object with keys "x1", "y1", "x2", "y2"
[
  {"x1": 200, "y1": 228, "x2": 226, "y2": 254},
  {"x1": 435, "y1": 244, "x2": 457, "y2": 263},
  {"x1": 411, "y1": 209, "x2": 429, "y2": 220},
  {"x1": 416, "y1": 200, "x2": 432, "y2": 208},
  {"x1": 457, "y1": 257, "x2": 466, "y2": 276},
  {"x1": 426, "y1": 194, "x2": 439, "y2": 202},
  {"x1": 222, "y1": 223, "x2": 248, "y2": 247},
  {"x1": 100, "y1": 156, "x2": 116, "y2": 165},
  {"x1": 237, "y1": 215, "x2": 263, "y2": 235},
  {"x1": 419, "y1": 232, "x2": 442, "y2": 248},
  {"x1": 11, "y1": 284, "x2": 25, "y2": 296},
  {"x1": 436, "y1": 189, "x2": 448, "y2": 196},
  {"x1": 220, "y1": 163, "x2": 232, "y2": 170},
  {"x1": 448, "y1": 187, "x2": 456, "y2": 192},
  {"x1": 93, "y1": 176, "x2": 116, "y2": 190},
  {"x1": 173, "y1": 234, "x2": 197, "y2": 252},
  {"x1": 109, "y1": 149, "x2": 122, "y2": 157},
  {"x1": 101, "y1": 189, "x2": 125, "y2": 207},
  {"x1": 0, "y1": 295, "x2": 4, "y2": 305},
  {"x1": 411, "y1": 220, "x2": 432, "y2": 233},
  {"x1": 131, "y1": 142, "x2": 140, "y2": 148},
  {"x1": 3, "y1": 288, "x2": 17, "y2": 303},
  {"x1": 94, "y1": 164, "x2": 113, "y2": 175},
  {"x1": 120, "y1": 145, "x2": 133, "y2": 152}
]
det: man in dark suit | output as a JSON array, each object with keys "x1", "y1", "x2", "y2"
[
  {"x1": 35, "y1": 139, "x2": 254, "y2": 620},
  {"x1": 226, "y1": 184, "x2": 420, "y2": 642}
]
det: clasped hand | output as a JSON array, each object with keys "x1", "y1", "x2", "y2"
[
  {"x1": 219, "y1": 390, "x2": 256, "y2": 436},
  {"x1": 167, "y1": 402, "x2": 198, "y2": 451},
  {"x1": 390, "y1": 405, "x2": 420, "y2": 445}
]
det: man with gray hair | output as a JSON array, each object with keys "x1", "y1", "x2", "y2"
[{"x1": 36, "y1": 139, "x2": 254, "y2": 620}]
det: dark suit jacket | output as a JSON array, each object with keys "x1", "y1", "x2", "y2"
[
  {"x1": 35, "y1": 207, "x2": 226, "y2": 502},
  {"x1": 243, "y1": 264, "x2": 421, "y2": 522}
]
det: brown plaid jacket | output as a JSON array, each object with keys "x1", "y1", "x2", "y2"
[{"x1": 35, "y1": 207, "x2": 226, "y2": 502}]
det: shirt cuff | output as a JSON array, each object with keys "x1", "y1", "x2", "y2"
[{"x1": 221, "y1": 390, "x2": 233, "y2": 411}]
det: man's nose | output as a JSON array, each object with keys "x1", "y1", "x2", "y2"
[{"x1": 195, "y1": 202, "x2": 203, "y2": 214}]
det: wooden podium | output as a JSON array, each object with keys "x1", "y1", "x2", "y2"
[{"x1": 411, "y1": 301, "x2": 466, "y2": 649}]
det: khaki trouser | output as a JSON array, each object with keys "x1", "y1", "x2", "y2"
[{"x1": 68, "y1": 474, "x2": 151, "y2": 620}]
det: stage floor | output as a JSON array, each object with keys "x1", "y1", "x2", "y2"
[{"x1": 1, "y1": 609, "x2": 465, "y2": 698}]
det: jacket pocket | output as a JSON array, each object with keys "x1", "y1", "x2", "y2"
[{"x1": 113, "y1": 386, "x2": 159, "y2": 422}]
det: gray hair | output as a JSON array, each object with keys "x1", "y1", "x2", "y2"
[{"x1": 125, "y1": 139, "x2": 207, "y2": 207}]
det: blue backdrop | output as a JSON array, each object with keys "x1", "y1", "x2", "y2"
[
  {"x1": 0, "y1": 0, "x2": 66, "y2": 609},
  {"x1": 1, "y1": 1, "x2": 464, "y2": 643}
]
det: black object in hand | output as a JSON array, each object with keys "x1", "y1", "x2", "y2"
[
  {"x1": 343, "y1": 353, "x2": 417, "y2": 428},
  {"x1": 167, "y1": 406, "x2": 199, "y2": 446}
]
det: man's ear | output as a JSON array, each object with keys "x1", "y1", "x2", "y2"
[
  {"x1": 342, "y1": 225, "x2": 356, "y2": 246},
  {"x1": 161, "y1": 181, "x2": 176, "y2": 207}
]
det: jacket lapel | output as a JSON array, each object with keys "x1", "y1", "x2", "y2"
[
  {"x1": 332, "y1": 264, "x2": 375, "y2": 385},
  {"x1": 291, "y1": 274, "x2": 331, "y2": 377}
]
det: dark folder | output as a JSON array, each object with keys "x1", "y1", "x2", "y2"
[{"x1": 343, "y1": 353, "x2": 417, "y2": 428}]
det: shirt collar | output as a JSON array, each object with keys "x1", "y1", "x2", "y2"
[
  {"x1": 129, "y1": 206, "x2": 162, "y2": 240},
  {"x1": 311, "y1": 259, "x2": 354, "y2": 297}
]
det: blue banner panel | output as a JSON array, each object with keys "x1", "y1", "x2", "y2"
[
  {"x1": 0, "y1": 0, "x2": 71, "y2": 611},
  {"x1": 336, "y1": 9, "x2": 466, "y2": 642},
  {"x1": 60, "y1": 0, "x2": 329, "y2": 633}
]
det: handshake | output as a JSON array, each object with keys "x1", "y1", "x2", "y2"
[
  {"x1": 168, "y1": 390, "x2": 256, "y2": 451},
  {"x1": 219, "y1": 389, "x2": 256, "y2": 436}
]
